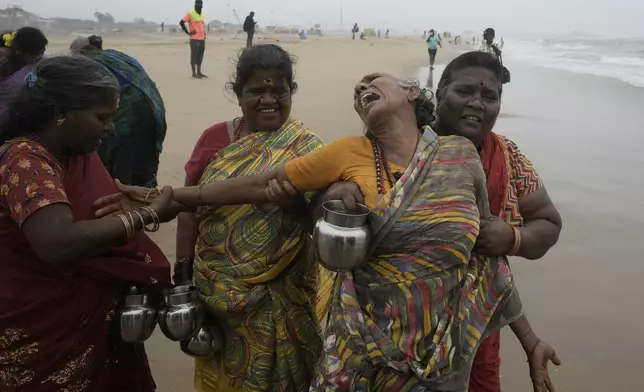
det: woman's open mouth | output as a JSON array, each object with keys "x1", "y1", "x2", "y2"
[
  {"x1": 360, "y1": 92, "x2": 380, "y2": 110},
  {"x1": 259, "y1": 108, "x2": 277, "y2": 114},
  {"x1": 462, "y1": 115, "x2": 482, "y2": 123}
]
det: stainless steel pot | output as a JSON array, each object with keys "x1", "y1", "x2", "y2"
[
  {"x1": 179, "y1": 323, "x2": 223, "y2": 358},
  {"x1": 118, "y1": 286, "x2": 157, "y2": 343},
  {"x1": 313, "y1": 200, "x2": 372, "y2": 272},
  {"x1": 158, "y1": 285, "x2": 204, "y2": 341}
]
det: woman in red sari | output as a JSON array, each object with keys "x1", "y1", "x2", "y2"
[
  {"x1": 432, "y1": 51, "x2": 563, "y2": 392},
  {"x1": 0, "y1": 56, "x2": 175, "y2": 391}
]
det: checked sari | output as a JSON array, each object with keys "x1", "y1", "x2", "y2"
[
  {"x1": 313, "y1": 129, "x2": 523, "y2": 391},
  {"x1": 192, "y1": 118, "x2": 324, "y2": 392}
]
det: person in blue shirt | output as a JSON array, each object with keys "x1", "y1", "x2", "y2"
[{"x1": 426, "y1": 29, "x2": 442, "y2": 70}]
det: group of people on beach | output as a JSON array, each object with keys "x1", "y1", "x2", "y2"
[
  {"x1": 427, "y1": 27, "x2": 506, "y2": 77},
  {"x1": 0, "y1": 21, "x2": 562, "y2": 392}
]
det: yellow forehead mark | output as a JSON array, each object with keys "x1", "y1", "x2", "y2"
[{"x1": 263, "y1": 78, "x2": 274, "y2": 87}]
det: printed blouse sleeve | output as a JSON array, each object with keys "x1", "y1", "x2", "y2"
[
  {"x1": 0, "y1": 149, "x2": 70, "y2": 227},
  {"x1": 505, "y1": 137, "x2": 544, "y2": 197},
  {"x1": 284, "y1": 138, "x2": 351, "y2": 192}
]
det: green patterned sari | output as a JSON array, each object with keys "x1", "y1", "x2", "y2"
[{"x1": 193, "y1": 118, "x2": 324, "y2": 391}]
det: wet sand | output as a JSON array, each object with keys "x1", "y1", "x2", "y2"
[{"x1": 47, "y1": 34, "x2": 644, "y2": 391}]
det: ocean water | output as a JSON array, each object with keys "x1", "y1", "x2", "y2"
[
  {"x1": 503, "y1": 37, "x2": 644, "y2": 88},
  {"x1": 416, "y1": 59, "x2": 644, "y2": 224}
]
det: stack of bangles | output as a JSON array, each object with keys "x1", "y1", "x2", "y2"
[
  {"x1": 509, "y1": 226, "x2": 522, "y2": 256},
  {"x1": 117, "y1": 206, "x2": 161, "y2": 240}
]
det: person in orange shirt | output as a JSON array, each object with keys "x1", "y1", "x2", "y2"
[{"x1": 180, "y1": 0, "x2": 207, "y2": 78}]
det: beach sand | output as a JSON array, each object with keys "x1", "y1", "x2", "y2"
[{"x1": 45, "y1": 33, "x2": 644, "y2": 391}]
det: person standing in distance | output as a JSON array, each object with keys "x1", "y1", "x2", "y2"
[
  {"x1": 426, "y1": 29, "x2": 442, "y2": 70},
  {"x1": 479, "y1": 28, "x2": 511, "y2": 84},
  {"x1": 180, "y1": 0, "x2": 207, "y2": 79},
  {"x1": 243, "y1": 11, "x2": 257, "y2": 48},
  {"x1": 479, "y1": 28, "x2": 504, "y2": 60}
]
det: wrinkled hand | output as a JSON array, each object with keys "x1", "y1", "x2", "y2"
[
  {"x1": 265, "y1": 179, "x2": 304, "y2": 212},
  {"x1": 474, "y1": 216, "x2": 514, "y2": 256},
  {"x1": 93, "y1": 179, "x2": 158, "y2": 218},
  {"x1": 321, "y1": 182, "x2": 364, "y2": 211},
  {"x1": 527, "y1": 339, "x2": 561, "y2": 392}
]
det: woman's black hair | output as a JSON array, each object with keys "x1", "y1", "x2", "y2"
[
  {"x1": 8, "y1": 27, "x2": 48, "y2": 55},
  {"x1": 228, "y1": 44, "x2": 297, "y2": 97},
  {"x1": 436, "y1": 51, "x2": 504, "y2": 102},
  {"x1": 0, "y1": 55, "x2": 119, "y2": 144}
]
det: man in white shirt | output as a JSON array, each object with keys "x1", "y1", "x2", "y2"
[
  {"x1": 479, "y1": 28, "x2": 511, "y2": 84},
  {"x1": 479, "y1": 28, "x2": 504, "y2": 60}
]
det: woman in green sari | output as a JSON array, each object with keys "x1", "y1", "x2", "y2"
[
  {"x1": 175, "y1": 44, "x2": 323, "y2": 391},
  {"x1": 71, "y1": 35, "x2": 166, "y2": 187}
]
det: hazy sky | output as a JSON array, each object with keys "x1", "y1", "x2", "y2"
[{"x1": 7, "y1": 0, "x2": 644, "y2": 37}]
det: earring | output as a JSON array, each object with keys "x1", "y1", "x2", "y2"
[
  {"x1": 430, "y1": 106, "x2": 438, "y2": 124},
  {"x1": 57, "y1": 118, "x2": 66, "y2": 126}
]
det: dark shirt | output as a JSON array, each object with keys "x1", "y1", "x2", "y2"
[{"x1": 244, "y1": 16, "x2": 255, "y2": 32}]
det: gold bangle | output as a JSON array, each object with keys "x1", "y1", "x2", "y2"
[
  {"x1": 132, "y1": 210, "x2": 146, "y2": 231},
  {"x1": 509, "y1": 226, "x2": 522, "y2": 256},
  {"x1": 123, "y1": 214, "x2": 134, "y2": 238},
  {"x1": 126, "y1": 212, "x2": 137, "y2": 236},
  {"x1": 140, "y1": 206, "x2": 160, "y2": 232},
  {"x1": 118, "y1": 214, "x2": 134, "y2": 239},
  {"x1": 140, "y1": 207, "x2": 158, "y2": 232}
]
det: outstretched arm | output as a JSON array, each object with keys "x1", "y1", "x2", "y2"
[
  {"x1": 172, "y1": 167, "x2": 289, "y2": 208},
  {"x1": 95, "y1": 138, "x2": 351, "y2": 218}
]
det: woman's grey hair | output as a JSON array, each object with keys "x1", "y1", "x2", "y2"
[
  {"x1": 0, "y1": 55, "x2": 119, "y2": 143},
  {"x1": 397, "y1": 77, "x2": 436, "y2": 128},
  {"x1": 69, "y1": 37, "x2": 90, "y2": 55},
  {"x1": 69, "y1": 35, "x2": 103, "y2": 55}
]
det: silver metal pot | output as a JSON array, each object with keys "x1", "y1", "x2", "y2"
[
  {"x1": 179, "y1": 323, "x2": 223, "y2": 358},
  {"x1": 158, "y1": 285, "x2": 204, "y2": 341},
  {"x1": 313, "y1": 200, "x2": 372, "y2": 272},
  {"x1": 118, "y1": 286, "x2": 157, "y2": 343}
]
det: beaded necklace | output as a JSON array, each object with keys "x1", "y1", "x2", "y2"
[
  {"x1": 233, "y1": 117, "x2": 245, "y2": 141},
  {"x1": 366, "y1": 132, "x2": 395, "y2": 195}
]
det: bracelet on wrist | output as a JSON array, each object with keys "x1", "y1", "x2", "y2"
[
  {"x1": 117, "y1": 213, "x2": 135, "y2": 239},
  {"x1": 509, "y1": 226, "x2": 522, "y2": 256},
  {"x1": 139, "y1": 207, "x2": 160, "y2": 232}
]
